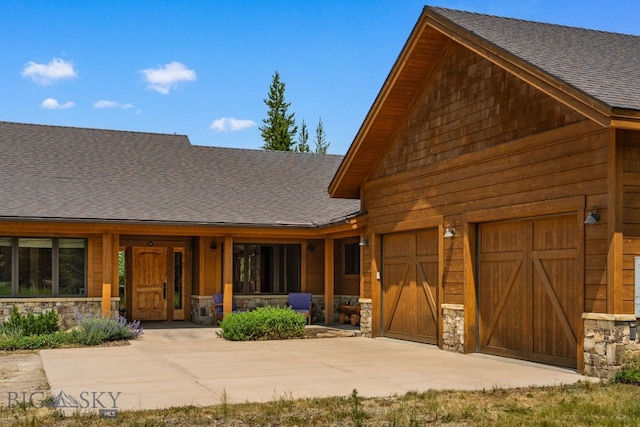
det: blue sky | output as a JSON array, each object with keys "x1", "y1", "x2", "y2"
[{"x1": 2, "y1": 1, "x2": 639, "y2": 154}]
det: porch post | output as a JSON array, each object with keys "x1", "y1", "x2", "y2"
[
  {"x1": 324, "y1": 238, "x2": 334, "y2": 325},
  {"x1": 102, "y1": 233, "x2": 114, "y2": 318},
  {"x1": 223, "y1": 236, "x2": 233, "y2": 317},
  {"x1": 607, "y1": 129, "x2": 624, "y2": 313}
]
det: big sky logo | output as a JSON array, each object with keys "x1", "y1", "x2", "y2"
[
  {"x1": 6, "y1": 390, "x2": 121, "y2": 417},
  {"x1": 50, "y1": 390, "x2": 121, "y2": 409}
]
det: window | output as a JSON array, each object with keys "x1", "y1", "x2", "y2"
[
  {"x1": 344, "y1": 243, "x2": 360, "y2": 275},
  {"x1": 0, "y1": 237, "x2": 86, "y2": 297},
  {"x1": 233, "y1": 244, "x2": 301, "y2": 294},
  {"x1": 0, "y1": 238, "x2": 11, "y2": 296}
]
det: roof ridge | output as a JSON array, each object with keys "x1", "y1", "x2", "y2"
[
  {"x1": 191, "y1": 143, "x2": 345, "y2": 158},
  {"x1": 426, "y1": 6, "x2": 640, "y2": 37},
  {"x1": 0, "y1": 120, "x2": 189, "y2": 139}
]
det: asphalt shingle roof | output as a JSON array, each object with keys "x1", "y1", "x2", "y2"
[
  {"x1": 429, "y1": 7, "x2": 640, "y2": 111},
  {"x1": 0, "y1": 121, "x2": 360, "y2": 227}
]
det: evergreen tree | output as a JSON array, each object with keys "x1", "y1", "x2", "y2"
[
  {"x1": 295, "y1": 120, "x2": 310, "y2": 152},
  {"x1": 260, "y1": 71, "x2": 297, "y2": 151},
  {"x1": 314, "y1": 117, "x2": 330, "y2": 154}
]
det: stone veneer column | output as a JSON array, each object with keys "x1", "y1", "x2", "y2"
[
  {"x1": 190, "y1": 295, "x2": 215, "y2": 325},
  {"x1": 442, "y1": 303, "x2": 465, "y2": 353},
  {"x1": 359, "y1": 298, "x2": 372, "y2": 337},
  {"x1": 583, "y1": 313, "x2": 640, "y2": 378}
]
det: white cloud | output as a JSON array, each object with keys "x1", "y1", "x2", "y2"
[
  {"x1": 140, "y1": 61, "x2": 196, "y2": 94},
  {"x1": 93, "y1": 100, "x2": 134, "y2": 109},
  {"x1": 22, "y1": 58, "x2": 77, "y2": 85},
  {"x1": 210, "y1": 117, "x2": 256, "y2": 132},
  {"x1": 41, "y1": 98, "x2": 75, "y2": 110}
]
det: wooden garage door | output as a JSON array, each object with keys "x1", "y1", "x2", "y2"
[
  {"x1": 478, "y1": 215, "x2": 582, "y2": 368},
  {"x1": 382, "y1": 229, "x2": 439, "y2": 344}
]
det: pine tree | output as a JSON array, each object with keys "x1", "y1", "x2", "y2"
[
  {"x1": 314, "y1": 117, "x2": 330, "y2": 154},
  {"x1": 295, "y1": 120, "x2": 310, "y2": 152},
  {"x1": 259, "y1": 71, "x2": 297, "y2": 151}
]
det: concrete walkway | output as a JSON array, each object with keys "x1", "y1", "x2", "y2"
[{"x1": 40, "y1": 324, "x2": 590, "y2": 411}]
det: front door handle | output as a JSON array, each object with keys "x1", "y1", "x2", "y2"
[{"x1": 163, "y1": 282, "x2": 167, "y2": 299}]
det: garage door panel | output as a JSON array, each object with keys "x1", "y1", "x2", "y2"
[
  {"x1": 416, "y1": 260, "x2": 438, "y2": 340},
  {"x1": 533, "y1": 216, "x2": 577, "y2": 251},
  {"x1": 383, "y1": 230, "x2": 439, "y2": 344},
  {"x1": 532, "y1": 258, "x2": 578, "y2": 364},
  {"x1": 383, "y1": 262, "x2": 411, "y2": 338},
  {"x1": 481, "y1": 221, "x2": 527, "y2": 253},
  {"x1": 479, "y1": 258, "x2": 527, "y2": 353},
  {"x1": 416, "y1": 229, "x2": 438, "y2": 256},
  {"x1": 384, "y1": 233, "x2": 413, "y2": 257},
  {"x1": 479, "y1": 215, "x2": 580, "y2": 369}
]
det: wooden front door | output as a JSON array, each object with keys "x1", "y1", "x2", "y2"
[
  {"x1": 478, "y1": 215, "x2": 581, "y2": 368},
  {"x1": 382, "y1": 229, "x2": 439, "y2": 344},
  {"x1": 132, "y1": 246, "x2": 168, "y2": 321}
]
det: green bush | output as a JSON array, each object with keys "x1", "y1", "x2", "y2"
[
  {"x1": 613, "y1": 355, "x2": 640, "y2": 385},
  {"x1": 0, "y1": 306, "x2": 59, "y2": 336},
  {"x1": 0, "y1": 331, "x2": 69, "y2": 350},
  {"x1": 218, "y1": 306, "x2": 306, "y2": 341}
]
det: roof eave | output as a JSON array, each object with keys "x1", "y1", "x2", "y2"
[
  {"x1": 611, "y1": 109, "x2": 640, "y2": 130},
  {"x1": 329, "y1": 8, "x2": 433, "y2": 200}
]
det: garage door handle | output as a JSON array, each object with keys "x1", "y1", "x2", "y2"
[{"x1": 163, "y1": 282, "x2": 167, "y2": 299}]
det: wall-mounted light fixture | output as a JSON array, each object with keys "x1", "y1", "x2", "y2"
[
  {"x1": 359, "y1": 238, "x2": 369, "y2": 246},
  {"x1": 210, "y1": 242, "x2": 217, "y2": 250},
  {"x1": 307, "y1": 243, "x2": 314, "y2": 251},
  {"x1": 444, "y1": 227, "x2": 456, "y2": 238},
  {"x1": 147, "y1": 240, "x2": 154, "y2": 246},
  {"x1": 584, "y1": 210, "x2": 600, "y2": 225}
]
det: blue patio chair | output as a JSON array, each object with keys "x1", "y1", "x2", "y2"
[
  {"x1": 287, "y1": 292, "x2": 313, "y2": 325},
  {"x1": 212, "y1": 293, "x2": 247, "y2": 325}
]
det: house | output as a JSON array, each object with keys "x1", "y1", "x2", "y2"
[
  {"x1": 330, "y1": 7, "x2": 640, "y2": 376},
  {"x1": 0, "y1": 121, "x2": 361, "y2": 328}
]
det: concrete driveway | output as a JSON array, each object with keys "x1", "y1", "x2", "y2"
[{"x1": 39, "y1": 323, "x2": 590, "y2": 411}]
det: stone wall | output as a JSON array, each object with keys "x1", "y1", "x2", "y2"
[
  {"x1": 359, "y1": 298, "x2": 372, "y2": 338},
  {"x1": 583, "y1": 313, "x2": 640, "y2": 378},
  {"x1": 442, "y1": 303, "x2": 464, "y2": 353},
  {"x1": 0, "y1": 298, "x2": 119, "y2": 329}
]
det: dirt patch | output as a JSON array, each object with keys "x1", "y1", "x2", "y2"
[{"x1": 0, "y1": 351, "x2": 50, "y2": 408}]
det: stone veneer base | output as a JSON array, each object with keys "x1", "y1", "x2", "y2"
[
  {"x1": 0, "y1": 297, "x2": 120, "y2": 329},
  {"x1": 582, "y1": 312, "x2": 640, "y2": 378},
  {"x1": 442, "y1": 303, "x2": 465, "y2": 353}
]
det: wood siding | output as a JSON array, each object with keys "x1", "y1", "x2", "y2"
[
  {"x1": 334, "y1": 237, "x2": 360, "y2": 295},
  {"x1": 360, "y1": 45, "x2": 612, "y2": 314},
  {"x1": 305, "y1": 239, "x2": 325, "y2": 294},
  {"x1": 371, "y1": 43, "x2": 586, "y2": 181},
  {"x1": 622, "y1": 129, "x2": 640, "y2": 312}
]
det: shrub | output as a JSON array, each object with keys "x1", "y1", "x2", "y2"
[
  {"x1": 613, "y1": 355, "x2": 640, "y2": 385},
  {"x1": 0, "y1": 305, "x2": 59, "y2": 336},
  {"x1": 70, "y1": 311, "x2": 144, "y2": 345},
  {"x1": 218, "y1": 306, "x2": 306, "y2": 341},
  {"x1": 0, "y1": 331, "x2": 69, "y2": 350},
  {"x1": 0, "y1": 307, "x2": 143, "y2": 349}
]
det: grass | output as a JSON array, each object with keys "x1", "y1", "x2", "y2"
[{"x1": 2, "y1": 381, "x2": 640, "y2": 426}]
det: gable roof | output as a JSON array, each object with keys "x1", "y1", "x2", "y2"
[
  {"x1": 0, "y1": 121, "x2": 360, "y2": 227},
  {"x1": 330, "y1": 6, "x2": 640, "y2": 199}
]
